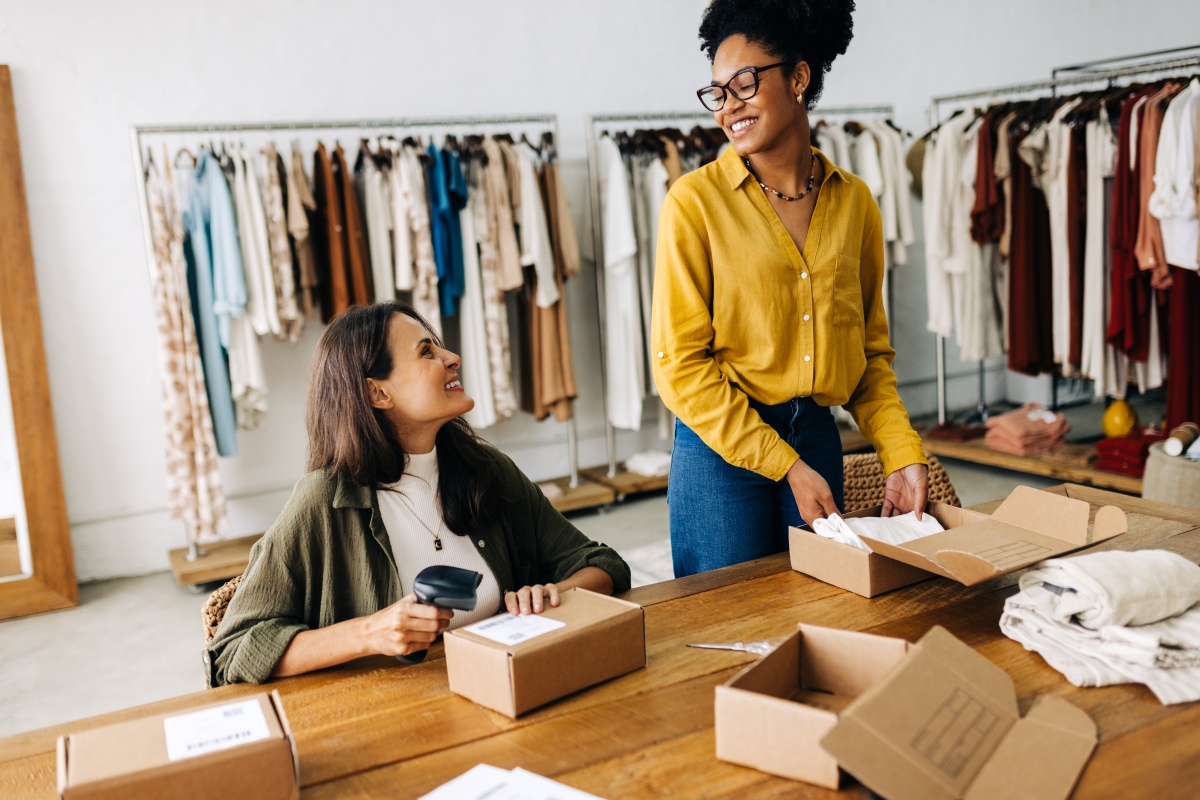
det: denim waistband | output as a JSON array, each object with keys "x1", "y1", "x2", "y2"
[{"x1": 747, "y1": 397, "x2": 828, "y2": 441}]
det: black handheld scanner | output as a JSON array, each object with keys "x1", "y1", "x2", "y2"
[{"x1": 396, "y1": 565, "x2": 483, "y2": 664}]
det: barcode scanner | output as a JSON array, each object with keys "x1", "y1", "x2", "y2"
[{"x1": 395, "y1": 565, "x2": 483, "y2": 665}]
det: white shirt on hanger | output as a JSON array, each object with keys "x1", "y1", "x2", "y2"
[
  {"x1": 515, "y1": 143, "x2": 560, "y2": 309},
  {"x1": 1150, "y1": 79, "x2": 1200, "y2": 269},
  {"x1": 598, "y1": 135, "x2": 644, "y2": 431},
  {"x1": 459, "y1": 188, "x2": 497, "y2": 430}
]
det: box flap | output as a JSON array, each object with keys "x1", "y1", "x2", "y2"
[
  {"x1": 990, "y1": 486, "x2": 1091, "y2": 544},
  {"x1": 1092, "y1": 505, "x2": 1128, "y2": 542},
  {"x1": 821, "y1": 627, "x2": 1018, "y2": 800},
  {"x1": 798, "y1": 625, "x2": 911, "y2": 697},
  {"x1": 963, "y1": 697, "x2": 1096, "y2": 800}
]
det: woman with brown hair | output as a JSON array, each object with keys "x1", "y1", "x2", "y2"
[{"x1": 204, "y1": 302, "x2": 629, "y2": 686}]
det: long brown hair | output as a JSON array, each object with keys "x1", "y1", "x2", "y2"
[{"x1": 305, "y1": 302, "x2": 502, "y2": 534}]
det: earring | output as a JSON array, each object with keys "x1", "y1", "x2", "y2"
[{"x1": 796, "y1": 90, "x2": 805, "y2": 104}]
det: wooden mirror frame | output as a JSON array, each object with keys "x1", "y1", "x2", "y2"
[{"x1": 0, "y1": 65, "x2": 77, "y2": 620}]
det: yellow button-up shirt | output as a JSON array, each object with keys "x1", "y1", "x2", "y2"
[{"x1": 651, "y1": 145, "x2": 926, "y2": 481}]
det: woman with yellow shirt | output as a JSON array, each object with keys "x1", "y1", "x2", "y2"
[{"x1": 651, "y1": 0, "x2": 928, "y2": 577}]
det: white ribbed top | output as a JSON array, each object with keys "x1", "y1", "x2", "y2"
[{"x1": 377, "y1": 449, "x2": 502, "y2": 629}]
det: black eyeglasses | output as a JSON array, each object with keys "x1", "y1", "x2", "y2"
[{"x1": 697, "y1": 63, "x2": 786, "y2": 112}]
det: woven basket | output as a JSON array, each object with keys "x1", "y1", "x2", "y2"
[
  {"x1": 842, "y1": 451, "x2": 960, "y2": 514},
  {"x1": 201, "y1": 574, "x2": 242, "y2": 644}
]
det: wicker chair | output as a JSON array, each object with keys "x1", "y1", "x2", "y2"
[
  {"x1": 201, "y1": 574, "x2": 242, "y2": 644},
  {"x1": 842, "y1": 451, "x2": 960, "y2": 514}
]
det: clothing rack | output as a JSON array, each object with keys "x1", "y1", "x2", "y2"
[
  {"x1": 130, "y1": 113, "x2": 607, "y2": 565},
  {"x1": 927, "y1": 51, "x2": 1200, "y2": 425},
  {"x1": 584, "y1": 105, "x2": 898, "y2": 488}
]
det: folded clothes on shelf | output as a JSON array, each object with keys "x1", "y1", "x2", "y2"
[{"x1": 984, "y1": 402, "x2": 1070, "y2": 455}]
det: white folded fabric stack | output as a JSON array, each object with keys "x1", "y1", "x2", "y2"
[
  {"x1": 625, "y1": 450, "x2": 671, "y2": 477},
  {"x1": 1000, "y1": 550, "x2": 1200, "y2": 704},
  {"x1": 810, "y1": 511, "x2": 945, "y2": 551}
]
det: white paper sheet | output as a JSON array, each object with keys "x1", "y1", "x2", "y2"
[
  {"x1": 419, "y1": 764, "x2": 606, "y2": 800},
  {"x1": 463, "y1": 613, "x2": 566, "y2": 646},
  {"x1": 162, "y1": 698, "x2": 272, "y2": 762}
]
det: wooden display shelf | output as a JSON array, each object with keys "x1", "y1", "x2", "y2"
[
  {"x1": 542, "y1": 476, "x2": 617, "y2": 513},
  {"x1": 922, "y1": 436, "x2": 1143, "y2": 495},
  {"x1": 168, "y1": 533, "x2": 263, "y2": 587},
  {"x1": 579, "y1": 464, "x2": 669, "y2": 501}
]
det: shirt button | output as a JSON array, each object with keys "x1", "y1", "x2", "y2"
[
  {"x1": 800, "y1": 272, "x2": 808, "y2": 279},
  {"x1": 803, "y1": 314, "x2": 810, "y2": 321},
  {"x1": 657, "y1": 351, "x2": 664, "y2": 358},
  {"x1": 478, "y1": 540, "x2": 486, "y2": 548},
  {"x1": 804, "y1": 355, "x2": 811, "y2": 362}
]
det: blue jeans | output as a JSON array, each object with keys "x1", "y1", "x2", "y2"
[{"x1": 668, "y1": 397, "x2": 844, "y2": 578}]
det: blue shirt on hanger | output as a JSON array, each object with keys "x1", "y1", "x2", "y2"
[
  {"x1": 441, "y1": 146, "x2": 468, "y2": 318},
  {"x1": 180, "y1": 150, "x2": 244, "y2": 457},
  {"x1": 425, "y1": 143, "x2": 452, "y2": 312}
]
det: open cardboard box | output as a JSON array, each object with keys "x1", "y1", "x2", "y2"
[
  {"x1": 789, "y1": 501, "x2": 985, "y2": 597},
  {"x1": 822, "y1": 626, "x2": 1097, "y2": 800},
  {"x1": 58, "y1": 691, "x2": 297, "y2": 800},
  {"x1": 715, "y1": 624, "x2": 912, "y2": 789},
  {"x1": 857, "y1": 486, "x2": 1127, "y2": 586},
  {"x1": 444, "y1": 588, "x2": 646, "y2": 718}
]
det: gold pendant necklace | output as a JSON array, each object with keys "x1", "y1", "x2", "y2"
[{"x1": 395, "y1": 490, "x2": 444, "y2": 551}]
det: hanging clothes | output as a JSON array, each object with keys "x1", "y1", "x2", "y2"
[
  {"x1": 534, "y1": 157, "x2": 580, "y2": 422},
  {"x1": 311, "y1": 142, "x2": 350, "y2": 321},
  {"x1": 180, "y1": 150, "x2": 242, "y2": 456},
  {"x1": 385, "y1": 139, "x2": 416, "y2": 294},
  {"x1": 402, "y1": 144, "x2": 441, "y2": 334},
  {"x1": 145, "y1": 155, "x2": 228, "y2": 540},
  {"x1": 232, "y1": 146, "x2": 280, "y2": 341},
  {"x1": 286, "y1": 143, "x2": 320, "y2": 321},
  {"x1": 1151, "y1": 78, "x2": 1200, "y2": 270},
  {"x1": 261, "y1": 144, "x2": 304, "y2": 342},
  {"x1": 359, "y1": 141, "x2": 397, "y2": 302},
  {"x1": 459, "y1": 166, "x2": 496, "y2": 430},
  {"x1": 334, "y1": 143, "x2": 373, "y2": 306},
  {"x1": 597, "y1": 134, "x2": 644, "y2": 431}
]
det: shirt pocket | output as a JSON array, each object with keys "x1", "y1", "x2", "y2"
[{"x1": 832, "y1": 254, "x2": 865, "y2": 328}]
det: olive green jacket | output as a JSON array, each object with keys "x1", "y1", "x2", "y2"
[{"x1": 203, "y1": 453, "x2": 631, "y2": 686}]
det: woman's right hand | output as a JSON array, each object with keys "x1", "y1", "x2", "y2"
[
  {"x1": 358, "y1": 593, "x2": 453, "y2": 657},
  {"x1": 786, "y1": 458, "x2": 840, "y2": 524}
]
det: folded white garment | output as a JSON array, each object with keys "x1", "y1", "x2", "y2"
[
  {"x1": 626, "y1": 450, "x2": 671, "y2": 477},
  {"x1": 1016, "y1": 550, "x2": 1200, "y2": 630},
  {"x1": 809, "y1": 511, "x2": 945, "y2": 551},
  {"x1": 1001, "y1": 590, "x2": 1200, "y2": 705}
]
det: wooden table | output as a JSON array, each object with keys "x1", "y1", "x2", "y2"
[{"x1": 4, "y1": 486, "x2": 1199, "y2": 799}]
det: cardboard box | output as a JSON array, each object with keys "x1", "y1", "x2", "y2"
[
  {"x1": 855, "y1": 486, "x2": 1127, "y2": 586},
  {"x1": 444, "y1": 588, "x2": 646, "y2": 718},
  {"x1": 714, "y1": 624, "x2": 912, "y2": 789},
  {"x1": 821, "y1": 626, "x2": 1097, "y2": 800},
  {"x1": 58, "y1": 691, "x2": 298, "y2": 800},
  {"x1": 789, "y1": 501, "x2": 987, "y2": 597}
]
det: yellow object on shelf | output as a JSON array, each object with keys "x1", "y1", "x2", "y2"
[{"x1": 1102, "y1": 399, "x2": 1138, "y2": 439}]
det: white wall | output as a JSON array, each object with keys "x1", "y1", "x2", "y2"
[{"x1": 1, "y1": 0, "x2": 1196, "y2": 580}]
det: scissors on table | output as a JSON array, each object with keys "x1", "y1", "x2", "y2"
[{"x1": 686, "y1": 641, "x2": 773, "y2": 656}]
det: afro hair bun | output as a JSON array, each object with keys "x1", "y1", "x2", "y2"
[{"x1": 699, "y1": 0, "x2": 855, "y2": 108}]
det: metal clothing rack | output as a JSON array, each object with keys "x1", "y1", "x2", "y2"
[
  {"x1": 130, "y1": 113, "x2": 598, "y2": 562},
  {"x1": 927, "y1": 50, "x2": 1200, "y2": 425},
  {"x1": 584, "y1": 105, "x2": 899, "y2": 481}
]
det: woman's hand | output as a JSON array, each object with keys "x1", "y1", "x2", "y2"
[
  {"x1": 505, "y1": 584, "x2": 560, "y2": 615},
  {"x1": 786, "y1": 458, "x2": 841, "y2": 524},
  {"x1": 358, "y1": 593, "x2": 454, "y2": 657},
  {"x1": 882, "y1": 463, "x2": 929, "y2": 518}
]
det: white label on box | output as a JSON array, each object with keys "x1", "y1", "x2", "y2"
[
  {"x1": 162, "y1": 699, "x2": 272, "y2": 762},
  {"x1": 463, "y1": 613, "x2": 566, "y2": 646}
]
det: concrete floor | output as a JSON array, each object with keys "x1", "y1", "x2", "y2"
[{"x1": 0, "y1": 457, "x2": 1062, "y2": 738}]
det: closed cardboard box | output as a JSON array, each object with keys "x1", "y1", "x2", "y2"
[
  {"x1": 715, "y1": 624, "x2": 912, "y2": 789},
  {"x1": 57, "y1": 691, "x2": 297, "y2": 800},
  {"x1": 444, "y1": 588, "x2": 646, "y2": 718}
]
